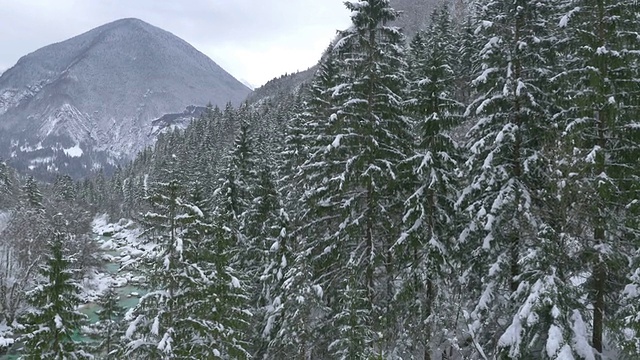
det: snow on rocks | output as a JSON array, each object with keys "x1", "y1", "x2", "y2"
[{"x1": 79, "y1": 214, "x2": 146, "y2": 306}]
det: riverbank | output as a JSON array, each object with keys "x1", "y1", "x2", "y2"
[
  {"x1": 0, "y1": 214, "x2": 145, "y2": 358},
  {"x1": 79, "y1": 215, "x2": 147, "y2": 320}
]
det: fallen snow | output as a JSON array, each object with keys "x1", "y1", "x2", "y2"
[
  {"x1": 63, "y1": 143, "x2": 84, "y2": 158},
  {"x1": 79, "y1": 268, "x2": 116, "y2": 303},
  {"x1": 54, "y1": 314, "x2": 63, "y2": 329},
  {"x1": 78, "y1": 214, "x2": 146, "y2": 305}
]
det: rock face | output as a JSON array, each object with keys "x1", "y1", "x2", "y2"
[{"x1": 0, "y1": 18, "x2": 251, "y2": 178}]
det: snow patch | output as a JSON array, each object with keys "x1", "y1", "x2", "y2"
[
  {"x1": 0, "y1": 321, "x2": 15, "y2": 348},
  {"x1": 54, "y1": 314, "x2": 63, "y2": 329},
  {"x1": 63, "y1": 143, "x2": 84, "y2": 158}
]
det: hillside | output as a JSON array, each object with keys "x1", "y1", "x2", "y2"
[{"x1": 0, "y1": 18, "x2": 251, "y2": 178}]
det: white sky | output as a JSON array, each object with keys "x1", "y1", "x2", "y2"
[{"x1": 0, "y1": 0, "x2": 353, "y2": 88}]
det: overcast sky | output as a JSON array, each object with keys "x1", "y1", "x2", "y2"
[{"x1": 0, "y1": 0, "x2": 352, "y2": 87}]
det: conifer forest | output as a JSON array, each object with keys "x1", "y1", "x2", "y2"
[{"x1": 2, "y1": 0, "x2": 640, "y2": 359}]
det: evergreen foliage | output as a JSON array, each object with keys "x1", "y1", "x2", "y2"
[
  {"x1": 554, "y1": 0, "x2": 640, "y2": 355},
  {"x1": 88, "y1": 288, "x2": 126, "y2": 359},
  {"x1": 18, "y1": 217, "x2": 91, "y2": 360},
  {"x1": 11, "y1": 0, "x2": 638, "y2": 358}
]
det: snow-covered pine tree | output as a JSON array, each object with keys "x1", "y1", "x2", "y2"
[
  {"x1": 53, "y1": 175, "x2": 76, "y2": 202},
  {"x1": 248, "y1": 165, "x2": 291, "y2": 358},
  {"x1": 124, "y1": 170, "x2": 246, "y2": 358},
  {"x1": 0, "y1": 158, "x2": 16, "y2": 208},
  {"x1": 328, "y1": 260, "x2": 375, "y2": 360},
  {"x1": 264, "y1": 243, "x2": 327, "y2": 359},
  {"x1": 22, "y1": 176, "x2": 43, "y2": 210},
  {"x1": 214, "y1": 115, "x2": 261, "y2": 315},
  {"x1": 455, "y1": 14, "x2": 480, "y2": 105},
  {"x1": 123, "y1": 178, "x2": 184, "y2": 359},
  {"x1": 397, "y1": 4, "x2": 464, "y2": 358},
  {"x1": 5, "y1": 176, "x2": 50, "y2": 267},
  {"x1": 456, "y1": 0, "x2": 568, "y2": 357},
  {"x1": 620, "y1": 265, "x2": 640, "y2": 355},
  {"x1": 554, "y1": 0, "x2": 640, "y2": 355},
  {"x1": 276, "y1": 96, "x2": 309, "y2": 217},
  {"x1": 193, "y1": 218, "x2": 251, "y2": 359},
  {"x1": 18, "y1": 216, "x2": 91, "y2": 360},
  {"x1": 207, "y1": 155, "x2": 259, "y2": 358},
  {"x1": 89, "y1": 287, "x2": 126, "y2": 359},
  {"x1": 173, "y1": 185, "x2": 250, "y2": 359},
  {"x1": 296, "y1": 0, "x2": 413, "y2": 357},
  {"x1": 260, "y1": 55, "x2": 343, "y2": 359},
  {"x1": 213, "y1": 116, "x2": 258, "y2": 236}
]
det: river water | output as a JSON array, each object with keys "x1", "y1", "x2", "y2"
[
  {"x1": 78, "y1": 241, "x2": 146, "y2": 324},
  {"x1": 0, "y1": 235, "x2": 145, "y2": 359}
]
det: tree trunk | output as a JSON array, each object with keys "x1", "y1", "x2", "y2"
[
  {"x1": 592, "y1": 0, "x2": 607, "y2": 354},
  {"x1": 592, "y1": 238, "x2": 605, "y2": 355}
]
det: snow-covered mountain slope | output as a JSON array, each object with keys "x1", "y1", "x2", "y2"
[
  {"x1": 391, "y1": 0, "x2": 455, "y2": 38},
  {"x1": 0, "y1": 18, "x2": 251, "y2": 178}
]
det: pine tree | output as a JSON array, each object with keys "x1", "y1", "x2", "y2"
[
  {"x1": 4, "y1": 176, "x2": 50, "y2": 267},
  {"x1": 555, "y1": 0, "x2": 640, "y2": 355},
  {"x1": 200, "y1": 216, "x2": 252, "y2": 359},
  {"x1": 53, "y1": 175, "x2": 76, "y2": 202},
  {"x1": 123, "y1": 175, "x2": 239, "y2": 358},
  {"x1": 328, "y1": 261, "x2": 375, "y2": 360},
  {"x1": 122, "y1": 144, "x2": 252, "y2": 358},
  {"x1": 295, "y1": 0, "x2": 413, "y2": 356},
  {"x1": 619, "y1": 265, "x2": 640, "y2": 355},
  {"x1": 398, "y1": 5, "x2": 464, "y2": 358},
  {"x1": 262, "y1": 79, "x2": 335, "y2": 358},
  {"x1": 89, "y1": 288, "x2": 126, "y2": 359},
  {"x1": 174, "y1": 186, "x2": 249, "y2": 359},
  {"x1": 0, "y1": 158, "x2": 16, "y2": 208},
  {"x1": 457, "y1": 0, "x2": 565, "y2": 357},
  {"x1": 249, "y1": 165, "x2": 293, "y2": 358},
  {"x1": 123, "y1": 176, "x2": 184, "y2": 359},
  {"x1": 18, "y1": 216, "x2": 91, "y2": 359},
  {"x1": 22, "y1": 176, "x2": 44, "y2": 210}
]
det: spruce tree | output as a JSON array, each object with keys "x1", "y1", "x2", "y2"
[
  {"x1": 296, "y1": 0, "x2": 413, "y2": 356},
  {"x1": 457, "y1": 0, "x2": 565, "y2": 357},
  {"x1": 0, "y1": 158, "x2": 16, "y2": 208},
  {"x1": 53, "y1": 175, "x2": 76, "y2": 202},
  {"x1": 5, "y1": 176, "x2": 50, "y2": 267},
  {"x1": 89, "y1": 288, "x2": 126, "y2": 359},
  {"x1": 248, "y1": 165, "x2": 294, "y2": 358},
  {"x1": 398, "y1": 5, "x2": 464, "y2": 357},
  {"x1": 123, "y1": 174, "x2": 243, "y2": 359},
  {"x1": 175, "y1": 186, "x2": 248, "y2": 359},
  {"x1": 22, "y1": 176, "x2": 43, "y2": 210},
  {"x1": 555, "y1": 0, "x2": 640, "y2": 355},
  {"x1": 18, "y1": 217, "x2": 91, "y2": 359},
  {"x1": 123, "y1": 176, "x2": 184, "y2": 359}
]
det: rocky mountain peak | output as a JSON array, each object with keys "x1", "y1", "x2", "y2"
[{"x1": 0, "y1": 18, "x2": 252, "y2": 178}]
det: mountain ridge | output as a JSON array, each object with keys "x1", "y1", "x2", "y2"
[{"x1": 0, "y1": 17, "x2": 251, "y2": 178}]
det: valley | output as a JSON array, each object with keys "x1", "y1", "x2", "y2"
[{"x1": 1, "y1": 0, "x2": 639, "y2": 359}]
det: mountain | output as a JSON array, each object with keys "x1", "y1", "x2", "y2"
[
  {"x1": 391, "y1": 0, "x2": 461, "y2": 37},
  {"x1": 0, "y1": 18, "x2": 251, "y2": 178}
]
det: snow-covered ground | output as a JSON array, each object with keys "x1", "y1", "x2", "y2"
[
  {"x1": 79, "y1": 214, "x2": 146, "y2": 304},
  {"x1": 92, "y1": 213, "x2": 149, "y2": 260},
  {"x1": 1, "y1": 215, "x2": 146, "y2": 353}
]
